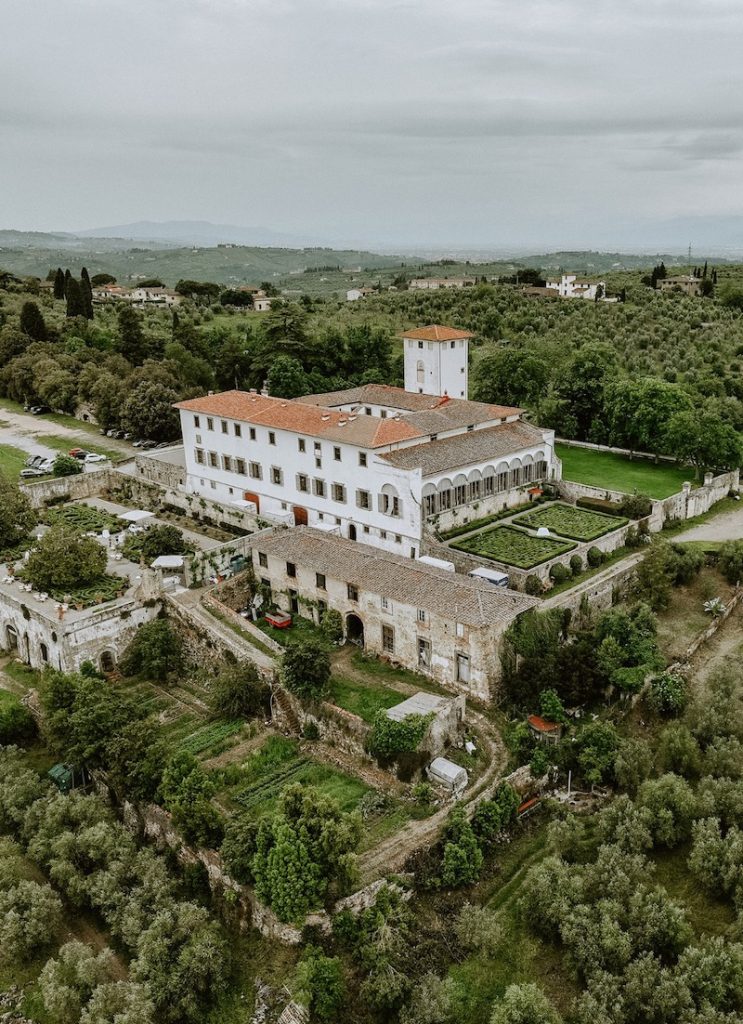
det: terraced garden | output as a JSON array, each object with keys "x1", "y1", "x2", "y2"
[
  {"x1": 327, "y1": 676, "x2": 403, "y2": 722},
  {"x1": 452, "y1": 524, "x2": 575, "y2": 569},
  {"x1": 513, "y1": 501, "x2": 627, "y2": 541}
]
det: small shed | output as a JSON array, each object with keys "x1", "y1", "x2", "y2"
[
  {"x1": 386, "y1": 692, "x2": 466, "y2": 757},
  {"x1": 527, "y1": 714, "x2": 563, "y2": 745},
  {"x1": 427, "y1": 757, "x2": 468, "y2": 796},
  {"x1": 150, "y1": 555, "x2": 185, "y2": 571}
]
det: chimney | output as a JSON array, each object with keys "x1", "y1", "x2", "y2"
[
  {"x1": 260, "y1": 381, "x2": 269, "y2": 397},
  {"x1": 207, "y1": 390, "x2": 214, "y2": 396},
  {"x1": 321, "y1": 414, "x2": 330, "y2": 421}
]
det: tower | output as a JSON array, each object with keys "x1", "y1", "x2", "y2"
[{"x1": 402, "y1": 325, "x2": 473, "y2": 399}]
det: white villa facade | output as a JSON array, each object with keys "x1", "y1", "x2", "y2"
[
  {"x1": 175, "y1": 325, "x2": 560, "y2": 558},
  {"x1": 545, "y1": 274, "x2": 606, "y2": 300}
]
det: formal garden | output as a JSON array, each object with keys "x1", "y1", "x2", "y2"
[
  {"x1": 512, "y1": 501, "x2": 627, "y2": 541},
  {"x1": 452, "y1": 524, "x2": 576, "y2": 569}
]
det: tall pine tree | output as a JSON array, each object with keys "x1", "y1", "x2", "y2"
[
  {"x1": 19, "y1": 302, "x2": 47, "y2": 341},
  {"x1": 53, "y1": 267, "x2": 65, "y2": 300}
]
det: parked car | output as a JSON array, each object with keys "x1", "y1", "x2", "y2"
[
  {"x1": 155, "y1": 441, "x2": 171, "y2": 449},
  {"x1": 25, "y1": 454, "x2": 44, "y2": 467},
  {"x1": 141, "y1": 440, "x2": 157, "y2": 449},
  {"x1": 29, "y1": 405, "x2": 51, "y2": 415},
  {"x1": 84, "y1": 452, "x2": 108, "y2": 464},
  {"x1": 132, "y1": 439, "x2": 144, "y2": 447},
  {"x1": 122, "y1": 432, "x2": 133, "y2": 440},
  {"x1": 68, "y1": 448, "x2": 88, "y2": 460},
  {"x1": 20, "y1": 466, "x2": 48, "y2": 478}
]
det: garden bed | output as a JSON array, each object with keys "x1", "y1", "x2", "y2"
[
  {"x1": 452, "y1": 524, "x2": 575, "y2": 569},
  {"x1": 437, "y1": 501, "x2": 536, "y2": 541},
  {"x1": 43, "y1": 503, "x2": 122, "y2": 534},
  {"x1": 513, "y1": 502, "x2": 627, "y2": 541}
]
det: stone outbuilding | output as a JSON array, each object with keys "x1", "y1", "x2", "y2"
[{"x1": 385, "y1": 691, "x2": 465, "y2": 757}]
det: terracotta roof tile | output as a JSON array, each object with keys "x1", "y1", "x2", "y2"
[
  {"x1": 401, "y1": 324, "x2": 474, "y2": 342},
  {"x1": 380, "y1": 420, "x2": 549, "y2": 475}
]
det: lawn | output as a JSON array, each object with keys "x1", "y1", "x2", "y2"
[
  {"x1": 0, "y1": 443, "x2": 33, "y2": 479},
  {"x1": 514, "y1": 501, "x2": 627, "y2": 541},
  {"x1": 556, "y1": 443, "x2": 693, "y2": 499},
  {"x1": 327, "y1": 675, "x2": 402, "y2": 722},
  {"x1": 453, "y1": 524, "x2": 575, "y2": 569},
  {"x1": 256, "y1": 613, "x2": 324, "y2": 647}
]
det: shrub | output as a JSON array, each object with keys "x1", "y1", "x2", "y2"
[
  {"x1": 539, "y1": 689, "x2": 567, "y2": 723},
  {"x1": 619, "y1": 493, "x2": 653, "y2": 519},
  {"x1": 471, "y1": 783, "x2": 519, "y2": 848},
  {"x1": 718, "y1": 540, "x2": 743, "y2": 585},
  {"x1": 440, "y1": 806, "x2": 483, "y2": 887},
  {"x1": 319, "y1": 608, "x2": 344, "y2": 645},
  {"x1": 587, "y1": 546, "x2": 604, "y2": 568},
  {"x1": 52, "y1": 454, "x2": 83, "y2": 477},
  {"x1": 668, "y1": 543, "x2": 705, "y2": 585},
  {"x1": 368, "y1": 710, "x2": 432, "y2": 761},
  {"x1": 524, "y1": 574, "x2": 543, "y2": 596},
  {"x1": 0, "y1": 476, "x2": 35, "y2": 552},
  {"x1": 0, "y1": 880, "x2": 63, "y2": 963},
  {"x1": 282, "y1": 636, "x2": 331, "y2": 700},
  {"x1": 549, "y1": 563, "x2": 570, "y2": 583},
  {"x1": 0, "y1": 701, "x2": 36, "y2": 745},
  {"x1": 569, "y1": 554, "x2": 583, "y2": 576},
  {"x1": 209, "y1": 662, "x2": 269, "y2": 719},
  {"x1": 648, "y1": 672, "x2": 688, "y2": 717},
  {"x1": 294, "y1": 945, "x2": 346, "y2": 1023}
]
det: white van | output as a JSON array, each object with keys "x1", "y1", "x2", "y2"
[{"x1": 468, "y1": 566, "x2": 509, "y2": 588}]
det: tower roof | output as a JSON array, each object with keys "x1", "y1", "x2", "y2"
[{"x1": 401, "y1": 324, "x2": 474, "y2": 342}]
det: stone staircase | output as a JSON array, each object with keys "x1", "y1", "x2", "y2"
[{"x1": 271, "y1": 684, "x2": 302, "y2": 736}]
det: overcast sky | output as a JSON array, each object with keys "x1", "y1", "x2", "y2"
[{"x1": 2, "y1": 0, "x2": 743, "y2": 249}]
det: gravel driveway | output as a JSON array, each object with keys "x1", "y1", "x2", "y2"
[{"x1": 673, "y1": 501, "x2": 743, "y2": 544}]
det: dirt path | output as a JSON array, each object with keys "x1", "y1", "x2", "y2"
[
  {"x1": 357, "y1": 705, "x2": 508, "y2": 883},
  {"x1": 0, "y1": 405, "x2": 134, "y2": 457},
  {"x1": 330, "y1": 645, "x2": 438, "y2": 697},
  {"x1": 673, "y1": 502, "x2": 743, "y2": 544},
  {"x1": 687, "y1": 600, "x2": 743, "y2": 692}
]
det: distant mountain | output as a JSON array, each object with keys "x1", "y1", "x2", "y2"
[{"x1": 74, "y1": 220, "x2": 324, "y2": 249}]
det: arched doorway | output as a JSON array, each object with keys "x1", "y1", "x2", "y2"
[
  {"x1": 293, "y1": 506, "x2": 308, "y2": 526},
  {"x1": 348, "y1": 524, "x2": 357, "y2": 541},
  {"x1": 243, "y1": 491, "x2": 260, "y2": 512},
  {"x1": 100, "y1": 650, "x2": 116, "y2": 674},
  {"x1": 346, "y1": 613, "x2": 364, "y2": 647},
  {"x1": 5, "y1": 625, "x2": 18, "y2": 652}
]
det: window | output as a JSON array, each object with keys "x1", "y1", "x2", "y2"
[
  {"x1": 365, "y1": 406, "x2": 372, "y2": 415},
  {"x1": 359, "y1": 452, "x2": 367, "y2": 467},
  {"x1": 382, "y1": 625, "x2": 395, "y2": 654},
  {"x1": 194, "y1": 415, "x2": 200, "y2": 428},
  {"x1": 268, "y1": 431, "x2": 276, "y2": 445},
  {"x1": 395, "y1": 534, "x2": 401, "y2": 543},
  {"x1": 298, "y1": 438, "x2": 306, "y2": 453},
  {"x1": 260, "y1": 577, "x2": 271, "y2": 591},
  {"x1": 289, "y1": 590, "x2": 299, "y2": 613},
  {"x1": 334, "y1": 446, "x2": 341, "y2": 461},
  {"x1": 417, "y1": 608, "x2": 426, "y2": 623},
  {"x1": 332, "y1": 483, "x2": 346, "y2": 502},
  {"x1": 221, "y1": 420, "x2": 228, "y2": 434},
  {"x1": 249, "y1": 427, "x2": 256, "y2": 440},
  {"x1": 315, "y1": 457, "x2": 322, "y2": 469},
  {"x1": 456, "y1": 622, "x2": 465, "y2": 639},
  {"x1": 454, "y1": 482, "x2": 467, "y2": 505},
  {"x1": 316, "y1": 572, "x2": 326, "y2": 590},
  {"x1": 234, "y1": 423, "x2": 242, "y2": 438},
  {"x1": 222, "y1": 455, "x2": 233, "y2": 472},
  {"x1": 416, "y1": 359, "x2": 425, "y2": 384},
  {"x1": 195, "y1": 448, "x2": 205, "y2": 465},
  {"x1": 317, "y1": 599, "x2": 327, "y2": 618},
  {"x1": 208, "y1": 451, "x2": 218, "y2": 468},
  {"x1": 297, "y1": 473, "x2": 309, "y2": 492},
  {"x1": 249, "y1": 461, "x2": 262, "y2": 480},
  {"x1": 258, "y1": 552, "x2": 268, "y2": 568},
  {"x1": 381, "y1": 596, "x2": 393, "y2": 613},
  {"x1": 363, "y1": 525, "x2": 370, "y2": 533},
  {"x1": 418, "y1": 638, "x2": 431, "y2": 668},
  {"x1": 418, "y1": 340, "x2": 423, "y2": 349},
  {"x1": 347, "y1": 583, "x2": 358, "y2": 601},
  {"x1": 380, "y1": 529, "x2": 387, "y2": 539},
  {"x1": 207, "y1": 417, "x2": 214, "y2": 430},
  {"x1": 196, "y1": 433, "x2": 202, "y2": 444},
  {"x1": 313, "y1": 478, "x2": 326, "y2": 498},
  {"x1": 286, "y1": 562, "x2": 297, "y2": 578},
  {"x1": 271, "y1": 467, "x2": 283, "y2": 485},
  {"x1": 314, "y1": 441, "x2": 321, "y2": 452},
  {"x1": 382, "y1": 493, "x2": 401, "y2": 517},
  {"x1": 210, "y1": 480, "x2": 216, "y2": 489},
  {"x1": 236, "y1": 458, "x2": 246, "y2": 475},
  {"x1": 451, "y1": 340, "x2": 456, "y2": 349},
  {"x1": 356, "y1": 489, "x2": 371, "y2": 510}
]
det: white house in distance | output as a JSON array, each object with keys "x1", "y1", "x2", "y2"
[
  {"x1": 545, "y1": 274, "x2": 606, "y2": 300},
  {"x1": 409, "y1": 277, "x2": 476, "y2": 290},
  {"x1": 346, "y1": 287, "x2": 375, "y2": 302},
  {"x1": 174, "y1": 324, "x2": 560, "y2": 559}
]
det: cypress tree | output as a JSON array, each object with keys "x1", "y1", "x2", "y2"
[
  {"x1": 65, "y1": 277, "x2": 86, "y2": 318},
  {"x1": 63, "y1": 268, "x2": 71, "y2": 298},
  {"x1": 53, "y1": 267, "x2": 65, "y2": 300},
  {"x1": 80, "y1": 267, "x2": 94, "y2": 319},
  {"x1": 19, "y1": 301, "x2": 47, "y2": 341}
]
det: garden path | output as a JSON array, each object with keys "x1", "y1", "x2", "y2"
[{"x1": 673, "y1": 502, "x2": 743, "y2": 544}]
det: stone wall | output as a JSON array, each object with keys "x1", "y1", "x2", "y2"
[
  {"x1": 134, "y1": 451, "x2": 185, "y2": 490},
  {"x1": 20, "y1": 467, "x2": 117, "y2": 509},
  {"x1": 429, "y1": 486, "x2": 546, "y2": 535},
  {"x1": 543, "y1": 554, "x2": 643, "y2": 616}
]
